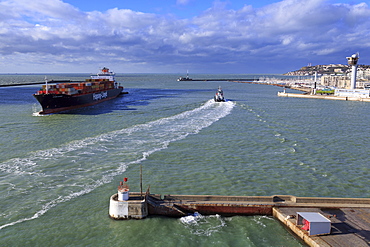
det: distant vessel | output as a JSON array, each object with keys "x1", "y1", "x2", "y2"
[
  {"x1": 33, "y1": 67, "x2": 123, "y2": 114},
  {"x1": 214, "y1": 86, "x2": 225, "y2": 102},
  {"x1": 177, "y1": 70, "x2": 192, "y2": 81}
]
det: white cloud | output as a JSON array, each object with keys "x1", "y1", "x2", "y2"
[
  {"x1": 1, "y1": 0, "x2": 370, "y2": 73},
  {"x1": 281, "y1": 36, "x2": 294, "y2": 45},
  {"x1": 176, "y1": 0, "x2": 192, "y2": 5}
]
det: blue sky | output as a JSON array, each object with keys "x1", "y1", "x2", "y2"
[
  {"x1": 0, "y1": 0, "x2": 369, "y2": 73},
  {"x1": 63, "y1": 0, "x2": 363, "y2": 15},
  {"x1": 62, "y1": 0, "x2": 282, "y2": 17}
]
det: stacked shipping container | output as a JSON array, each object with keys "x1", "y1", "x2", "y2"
[{"x1": 38, "y1": 79, "x2": 115, "y2": 95}]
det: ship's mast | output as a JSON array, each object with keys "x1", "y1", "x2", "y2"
[{"x1": 45, "y1": 76, "x2": 48, "y2": 94}]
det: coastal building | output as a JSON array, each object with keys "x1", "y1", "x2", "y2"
[
  {"x1": 285, "y1": 63, "x2": 370, "y2": 78},
  {"x1": 333, "y1": 53, "x2": 370, "y2": 98},
  {"x1": 320, "y1": 54, "x2": 369, "y2": 90},
  {"x1": 321, "y1": 75, "x2": 350, "y2": 88},
  {"x1": 321, "y1": 75, "x2": 368, "y2": 89},
  {"x1": 280, "y1": 54, "x2": 370, "y2": 100}
]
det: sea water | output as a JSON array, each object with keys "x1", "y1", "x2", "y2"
[{"x1": 0, "y1": 73, "x2": 369, "y2": 246}]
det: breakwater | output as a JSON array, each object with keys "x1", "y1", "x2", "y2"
[
  {"x1": 178, "y1": 78, "x2": 259, "y2": 82},
  {"x1": 0, "y1": 80, "x2": 76, "y2": 87}
]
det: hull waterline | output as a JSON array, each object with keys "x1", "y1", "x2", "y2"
[{"x1": 34, "y1": 88, "x2": 123, "y2": 114}]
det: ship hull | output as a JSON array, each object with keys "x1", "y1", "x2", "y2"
[{"x1": 33, "y1": 88, "x2": 123, "y2": 114}]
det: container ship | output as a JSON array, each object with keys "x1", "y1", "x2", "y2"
[{"x1": 33, "y1": 67, "x2": 123, "y2": 114}]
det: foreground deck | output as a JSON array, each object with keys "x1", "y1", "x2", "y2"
[
  {"x1": 274, "y1": 207, "x2": 370, "y2": 246},
  {"x1": 113, "y1": 193, "x2": 370, "y2": 246}
]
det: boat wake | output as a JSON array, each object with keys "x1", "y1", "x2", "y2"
[
  {"x1": 180, "y1": 213, "x2": 227, "y2": 236},
  {"x1": 32, "y1": 103, "x2": 43, "y2": 116},
  {"x1": 0, "y1": 99, "x2": 234, "y2": 230}
]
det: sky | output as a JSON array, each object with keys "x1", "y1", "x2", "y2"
[{"x1": 0, "y1": 0, "x2": 370, "y2": 74}]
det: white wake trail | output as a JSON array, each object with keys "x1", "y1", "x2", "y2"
[{"x1": 0, "y1": 100, "x2": 234, "y2": 230}]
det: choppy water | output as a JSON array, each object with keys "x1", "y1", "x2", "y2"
[{"x1": 0, "y1": 73, "x2": 369, "y2": 246}]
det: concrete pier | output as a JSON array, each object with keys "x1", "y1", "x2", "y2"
[
  {"x1": 277, "y1": 92, "x2": 370, "y2": 102},
  {"x1": 110, "y1": 193, "x2": 370, "y2": 246}
]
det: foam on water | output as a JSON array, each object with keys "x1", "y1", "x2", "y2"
[
  {"x1": 0, "y1": 100, "x2": 234, "y2": 230},
  {"x1": 180, "y1": 214, "x2": 226, "y2": 236}
]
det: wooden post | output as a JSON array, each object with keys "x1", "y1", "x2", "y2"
[{"x1": 140, "y1": 165, "x2": 143, "y2": 199}]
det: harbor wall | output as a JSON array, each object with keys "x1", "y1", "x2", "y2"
[{"x1": 156, "y1": 194, "x2": 370, "y2": 207}]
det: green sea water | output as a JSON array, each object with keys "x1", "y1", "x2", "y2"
[{"x1": 0, "y1": 73, "x2": 369, "y2": 246}]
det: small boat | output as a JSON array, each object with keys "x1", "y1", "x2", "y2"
[{"x1": 214, "y1": 86, "x2": 225, "y2": 102}]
